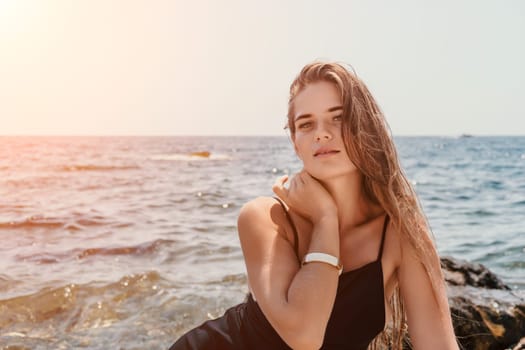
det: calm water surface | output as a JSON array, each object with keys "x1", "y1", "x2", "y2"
[{"x1": 0, "y1": 136, "x2": 524, "y2": 349}]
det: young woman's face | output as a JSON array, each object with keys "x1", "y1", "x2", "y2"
[{"x1": 291, "y1": 81, "x2": 357, "y2": 180}]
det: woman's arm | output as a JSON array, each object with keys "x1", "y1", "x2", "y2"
[
  {"x1": 238, "y1": 173, "x2": 340, "y2": 350},
  {"x1": 397, "y1": 232, "x2": 459, "y2": 349}
]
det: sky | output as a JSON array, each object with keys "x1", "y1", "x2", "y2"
[{"x1": 1, "y1": 0, "x2": 524, "y2": 136}]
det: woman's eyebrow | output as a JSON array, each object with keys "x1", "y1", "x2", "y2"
[{"x1": 294, "y1": 106, "x2": 343, "y2": 122}]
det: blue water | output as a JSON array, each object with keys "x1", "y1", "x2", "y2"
[
  {"x1": 0, "y1": 135, "x2": 523, "y2": 349},
  {"x1": 396, "y1": 136, "x2": 525, "y2": 280}
]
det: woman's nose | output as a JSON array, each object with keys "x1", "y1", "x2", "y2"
[{"x1": 315, "y1": 123, "x2": 333, "y2": 141}]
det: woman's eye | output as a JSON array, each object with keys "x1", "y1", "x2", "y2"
[
  {"x1": 297, "y1": 122, "x2": 312, "y2": 129},
  {"x1": 333, "y1": 115, "x2": 342, "y2": 121}
]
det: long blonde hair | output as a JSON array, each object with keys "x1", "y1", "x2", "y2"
[{"x1": 287, "y1": 61, "x2": 449, "y2": 349}]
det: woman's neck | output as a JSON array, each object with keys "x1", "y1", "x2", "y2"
[{"x1": 320, "y1": 172, "x2": 383, "y2": 234}]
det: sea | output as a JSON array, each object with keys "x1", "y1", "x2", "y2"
[{"x1": 0, "y1": 135, "x2": 524, "y2": 349}]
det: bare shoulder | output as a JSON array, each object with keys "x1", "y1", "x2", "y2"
[
  {"x1": 238, "y1": 196, "x2": 286, "y2": 227},
  {"x1": 239, "y1": 196, "x2": 278, "y2": 215},
  {"x1": 384, "y1": 216, "x2": 438, "y2": 270},
  {"x1": 237, "y1": 197, "x2": 293, "y2": 260},
  {"x1": 398, "y1": 219, "x2": 439, "y2": 265}
]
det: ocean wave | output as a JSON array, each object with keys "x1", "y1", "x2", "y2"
[
  {"x1": 464, "y1": 209, "x2": 498, "y2": 217},
  {"x1": 57, "y1": 164, "x2": 141, "y2": 172},
  {"x1": 454, "y1": 194, "x2": 471, "y2": 201},
  {"x1": 75, "y1": 239, "x2": 175, "y2": 259},
  {"x1": 502, "y1": 260, "x2": 525, "y2": 269},
  {"x1": 204, "y1": 273, "x2": 247, "y2": 285},
  {"x1": 150, "y1": 153, "x2": 232, "y2": 161},
  {"x1": 14, "y1": 239, "x2": 177, "y2": 264},
  {"x1": 461, "y1": 239, "x2": 506, "y2": 249},
  {"x1": 0, "y1": 274, "x2": 21, "y2": 293},
  {"x1": 482, "y1": 179, "x2": 505, "y2": 189},
  {"x1": 511, "y1": 199, "x2": 525, "y2": 206},
  {"x1": 0, "y1": 215, "x2": 115, "y2": 230},
  {"x1": 0, "y1": 217, "x2": 64, "y2": 230},
  {"x1": 0, "y1": 271, "x2": 167, "y2": 332}
]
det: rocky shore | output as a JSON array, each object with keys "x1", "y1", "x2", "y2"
[{"x1": 441, "y1": 257, "x2": 524, "y2": 350}]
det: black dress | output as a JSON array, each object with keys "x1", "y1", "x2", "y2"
[{"x1": 170, "y1": 198, "x2": 389, "y2": 350}]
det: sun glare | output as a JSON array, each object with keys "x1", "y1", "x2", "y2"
[{"x1": 0, "y1": 0, "x2": 45, "y2": 38}]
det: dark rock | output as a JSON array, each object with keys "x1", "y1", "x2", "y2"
[
  {"x1": 448, "y1": 286, "x2": 525, "y2": 350},
  {"x1": 440, "y1": 257, "x2": 525, "y2": 350},
  {"x1": 441, "y1": 256, "x2": 510, "y2": 290}
]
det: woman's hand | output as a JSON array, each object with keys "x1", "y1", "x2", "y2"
[{"x1": 272, "y1": 170, "x2": 337, "y2": 223}]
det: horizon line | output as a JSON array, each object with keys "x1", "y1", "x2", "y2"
[{"x1": 1, "y1": 133, "x2": 525, "y2": 138}]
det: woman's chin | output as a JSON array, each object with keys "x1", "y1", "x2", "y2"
[
  {"x1": 306, "y1": 170, "x2": 339, "y2": 182},
  {"x1": 306, "y1": 168, "x2": 359, "y2": 182}
]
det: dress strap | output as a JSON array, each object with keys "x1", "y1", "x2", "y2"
[
  {"x1": 273, "y1": 196, "x2": 300, "y2": 264},
  {"x1": 377, "y1": 215, "x2": 390, "y2": 261}
]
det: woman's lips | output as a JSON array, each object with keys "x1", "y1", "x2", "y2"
[{"x1": 314, "y1": 150, "x2": 340, "y2": 158}]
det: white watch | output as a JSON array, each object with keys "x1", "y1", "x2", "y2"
[{"x1": 302, "y1": 252, "x2": 343, "y2": 275}]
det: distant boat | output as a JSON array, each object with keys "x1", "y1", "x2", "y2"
[
  {"x1": 460, "y1": 134, "x2": 473, "y2": 138},
  {"x1": 189, "y1": 151, "x2": 211, "y2": 158}
]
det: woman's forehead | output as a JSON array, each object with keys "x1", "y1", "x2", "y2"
[{"x1": 293, "y1": 81, "x2": 342, "y2": 117}]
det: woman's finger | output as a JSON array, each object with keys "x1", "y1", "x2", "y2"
[{"x1": 272, "y1": 175, "x2": 289, "y2": 200}]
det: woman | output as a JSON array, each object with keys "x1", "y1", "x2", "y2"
[{"x1": 169, "y1": 61, "x2": 458, "y2": 349}]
